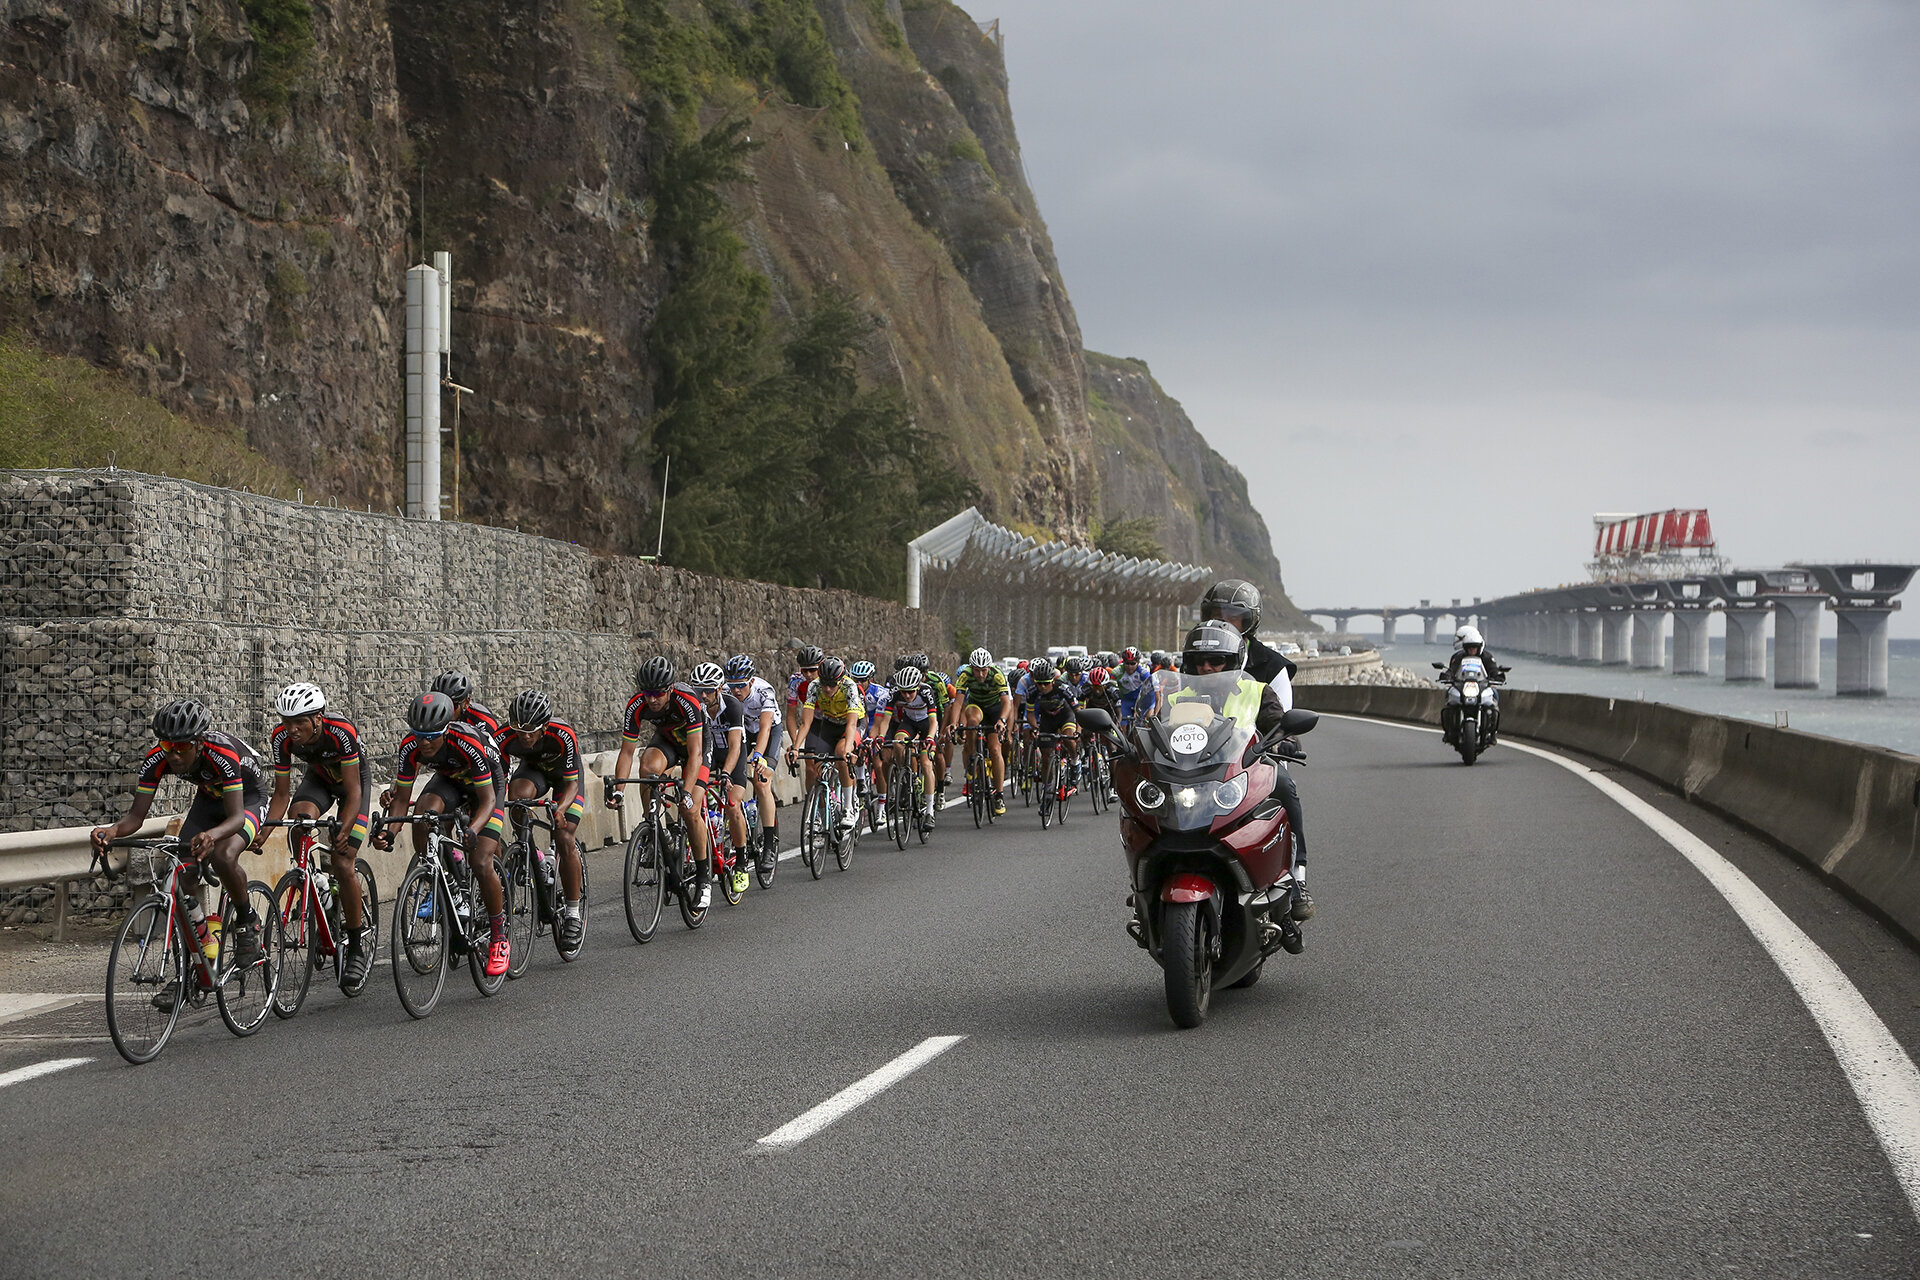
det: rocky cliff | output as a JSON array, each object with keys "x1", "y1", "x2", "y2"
[{"x1": 0, "y1": 0, "x2": 1300, "y2": 618}]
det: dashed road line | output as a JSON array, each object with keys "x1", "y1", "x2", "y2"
[
  {"x1": 757, "y1": 1035, "x2": 967, "y2": 1150},
  {"x1": 0, "y1": 1057, "x2": 93, "y2": 1090}
]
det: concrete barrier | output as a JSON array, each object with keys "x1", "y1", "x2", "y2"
[{"x1": 1295, "y1": 684, "x2": 1920, "y2": 943}]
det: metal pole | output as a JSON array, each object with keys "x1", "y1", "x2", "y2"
[
  {"x1": 655, "y1": 455, "x2": 670, "y2": 560},
  {"x1": 404, "y1": 263, "x2": 442, "y2": 520}
]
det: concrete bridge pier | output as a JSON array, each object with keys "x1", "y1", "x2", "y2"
[
  {"x1": 1380, "y1": 613, "x2": 1398, "y2": 646},
  {"x1": 1422, "y1": 615, "x2": 1438, "y2": 646},
  {"x1": 1832, "y1": 606, "x2": 1894, "y2": 696},
  {"x1": 1770, "y1": 595, "x2": 1824, "y2": 690},
  {"x1": 1552, "y1": 611, "x2": 1578, "y2": 659},
  {"x1": 1671, "y1": 610, "x2": 1712, "y2": 675},
  {"x1": 1600, "y1": 613, "x2": 1631, "y2": 665},
  {"x1": 1630, "y1": 610, "x2": 1668, "y2": 670},
  {"x1": 1722, "y1": 609, "x2": 1768, "y2": 681},
  {"x1": 1575, "y1": 613, "x2": 1602, "y2": 663}
]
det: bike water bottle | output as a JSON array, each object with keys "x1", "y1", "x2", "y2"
[
  {"x1": 203, "y1": 914, "x2": 222, "y2": 961},
  {"x1": 535, "y1": 847, "x2": 553, "y2": 887}
]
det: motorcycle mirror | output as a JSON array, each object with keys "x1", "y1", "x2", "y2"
[
  {"x1": 1278, "y1": 708, "x2": 1318, "y2": 736},
  {"x1": 1431, "y1": 662, "x2": 1445, "y2": 669}
]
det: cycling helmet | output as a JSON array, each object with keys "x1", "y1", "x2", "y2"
[
  {"x1": 1016, "y1": 659, "x2": 1030, "y2": 671},
  {"x1": 407, "y1": 691, "x2": 456, "y2": 735},
  {"x1": 1200, "y1": 579, "x2": 1262, "y2": 636},
  {"x1": 969, "y1": 647, "x2": 993, "y2": 668},
  {"x1": 152, "y1": 698, "x2": 212, "y2": 741},
  {"x1": 1063, "y1": 655, "x2": 1088, "y2": 675},
  {"x1": 1097, "y1": 651, "x2": 1119, "y2": 669},
  {"x1": 796, "y1": 644, "x2": 824, "y2": 668},
  {"x1": 912, "y1": 653, "x2": 931, "y2": 671},
  {"x1": 636, "y1": 655, "x2": 675, "y2": 692},
  {"x1": 850, "y1": 660, "x2": 875, "y2": 681},
  {"x1": 895, "y1": 666, "x2": 925, "y2": 690},
  {"x1": 507, "y1": 689, "x2": 553, "y2": 731},
  {"x1": 1149, "y1": 649, "x2": 1172, "y2": 670},
  {"x1": 724, "y1": 653, "x2": 757, "y2": 680},
  {"x1": 818, "y1": 656, "x2": 846, "y2": 684},
  {"x1": 430, "y1": 670, "x2": 473, "y2": 702},
  {"x1": 1088, "y1": 667, "x2": 1110, "y2": 687},
  {"x1": 275, "y1": 682, "x2": 326, "y2": 718},
  {"x1": 1029, "y1": 658, "x2": 1057, "y2": 683},
  {"x1": 1121, "y1": 647, "x2": 1141, "y2": 665},
  {"x1": 893, "y1": 654, "x2": 915, "y2": 672},
  {"x1": 688, "y1": 661, "x2": 725, "y2": 690},
  {"x1": 1180, "y1": 621, "x2": 1247, "y2": 675}
]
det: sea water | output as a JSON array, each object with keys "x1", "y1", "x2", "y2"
[{"x1": 1372, "y1": 636, "x2": 1920, "y2": 757}]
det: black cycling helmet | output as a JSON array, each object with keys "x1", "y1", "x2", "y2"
[
  {"x1": 1180, "y1": 621, "x2": 1247, "y2": 675},
  {"x1": 1200, "y1": 579, "x2": 1262, "y2": 636},
  {"x1": 1062, "y1": 655, "x2": 1088, "y2": 675},
  {"x1": 636, "y1": 655, "x2": 675, "y2": 692},
  {"x1": 893, "y1": 654, "x2": 915, "y2": 672},
  {"x1": 818, "y1": 656, "x2": 846, "y2": 684},
  {"x1": 1149, "y1": 649, "x2": 1172, "y2": 670},
  {"x1": 912, "y1": 652, "x2": 931, "y2": 671},
  {"x1": 724, "y1": 654, "x2": 757, "y2": 680},
  {"x1": 152, "y1": 698, "x2": 212, "y2": 741},
  {"x1": 408, "y1": 691, "x2": 456, "y2": 735},
  {"x1": 430, "y1": 670, "x2": 473, "y2": 702},
  {"x1": 796, "y1": 644, "x2": 824, "y2": 668},
  {"x1": 508, "y1": 689, "x2": 553, "y2": 731},
  {"x1": 1029, "y1": 658, "x2": 1057, "y2": 683}
]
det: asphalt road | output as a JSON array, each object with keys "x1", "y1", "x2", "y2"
[{"x1": 3, "y1": 717, "x2": 1918, "y2": 1278}]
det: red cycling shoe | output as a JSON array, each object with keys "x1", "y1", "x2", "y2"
[{"x1": 486, "y1": 931, "x2": 511, "y2": 978}]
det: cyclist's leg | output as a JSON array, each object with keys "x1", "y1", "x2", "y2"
[
  {"x1": 470, "y1": 795, "x2": 507, "y2": 917},
  {"x1": 553, "y1": 779, "x2": 584, "y2": 902},
  {"x1": 757, "y1": 724, "x2": 784, "y2": 853},
  {"x1": 984, "y1": 709, "x2": 1006, "y2": 795}
]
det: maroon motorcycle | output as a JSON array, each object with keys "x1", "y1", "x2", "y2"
[{"x1": 1113, "y1": 671, "x2": 1318, "y2": 1028}]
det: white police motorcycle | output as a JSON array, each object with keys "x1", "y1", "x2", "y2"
[{"x1": 1431, "y1": 654, "x2": 1504, "y2": 765}]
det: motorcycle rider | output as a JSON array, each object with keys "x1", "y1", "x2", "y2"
[
  {"x1": 1440, "y1": 626, "x2": 1507, "y2": 745},
  {"x1": 1170, "y1": 621, "x2": 1313, "y2": 925},
  {"x1": 1199, "y1": 579, "x2": 1296, "y2": 711}
]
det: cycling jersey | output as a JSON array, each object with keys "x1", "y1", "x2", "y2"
[
  {"x1": 268, "y1": 716, "x2": 363, "y2": 785},
  {"x1": 785, "y1": 672, "x2": 813, "y2": 714},
  {"x1": 1026, "y1": 681, "x2": 1079, "y2": 722},
  {"x1": 138, "y1": 730, "x2": 266, "y2": 803},
  {"x1": 954, "y1": 666, "x2": 1010, "y2": 709},
  {"x1": 887, "y1": 685, "x2": 940, "y2": 724},
  {"x1": 396, "y1": 721, "x2": 502, "y2": 791},
  {"x1": 705, "y1": 692, "x2": 746, "y2": 766},
  {"x1": 622, "y1": 685, "x2": 709, "y2": 753},
  {"x1": 1012, "y1": 672, "x2": 1035, "y2": 701},
  {"x1": 457, "y1": 700, "x2": 501, "y2": 748},
  {"x1": 734, "y1": 677, "x2": 780, "y2": 737},
  {"x1": 502, "y1": 718, "x2": 582, "y2": 785},
  {"x1": 856, "y1": 681, "x2": 891, "y2": 731},
  {"x1": 804, "y1": 675, "x2": 862, "y2": 725},
  {"x1": 1116, "y1": 664, "x2": 1154, "y2": 706}
]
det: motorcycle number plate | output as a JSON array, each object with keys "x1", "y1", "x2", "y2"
[{"x1": 1169, "y1": 723, "x2": 1208, "y2": 756}]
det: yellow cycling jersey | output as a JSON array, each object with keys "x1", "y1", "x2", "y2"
[
  {"x1": 954, "y1": 665, "x2": 1011, "y2": 708},
  {"x1": 804, "y1": 675, "x2": 863, "y2": 724}
]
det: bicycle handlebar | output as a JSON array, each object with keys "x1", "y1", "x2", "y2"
[{"x1": 259, "y1": 816, "x2": 340, "y2": 831}]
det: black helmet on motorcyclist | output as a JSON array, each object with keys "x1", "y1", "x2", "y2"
[
  {"x1": 1180, "y1": 621, "x2": 1247, "y2": 675},
  {"x1": 1200, "y1": 580, "x2": 1261, "y2": 636}
]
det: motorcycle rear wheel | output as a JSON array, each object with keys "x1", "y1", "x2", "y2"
[{"x1": 1162, "y1": 901, "x2": 1213, "y2": 1029}]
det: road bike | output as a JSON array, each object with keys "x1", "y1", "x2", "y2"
[
  {"x1": 703, "y1": 783, "x2": 746, "y2": 907},
  {"x1": 380, "y1": 810, "x2": 508, "y2": 1018},
  {"x1": 608, "y1": 773, "x2": 706, "y2": 941},
  {"x1": 953, "y1": 726, "x2": 998, "y2": 828},
  {"x1": 102, "y1": 835, "x2": 281, "y2": 1065},
  {"x1": 790, "y1": 748, "x2": 858, "y2": 877},
  {"x1": 1033, "y1": 731, "x2": 1079, "y2": 829},
  {"x1": 883, "y1": 732, "x2": 936, "y2": 847},
  {"x1": 263, "y1": 816, "x2": 380, "y2": 1017},
  {"x1": 502, "y1": 796, "x2": 589, "y2": 976}
]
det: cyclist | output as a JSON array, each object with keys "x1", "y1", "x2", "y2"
[
  {"x1": 91, "y1": 699, "x2": 268, "y2": 982},
  {"x1": 1081, "y1": 664, "x2": 1122, "y2": 723},
  {"x1": 261, "y1": 682, "x2": 373, "y2": 992},
  {"x1": 376, "y1": 692, "x2": 511, "y2": 978},
  {"x1": 1115, "y1": 647, "x2": 1154, "y2": 725},
  {"x1": 432, "y1": 670, "x2": 502, "y2": 743},
  {"x1": 726, "y1": 654, "x2": 783, "y2": 871},
  {"x1": 1023, "y1": 660, "x2": 1081, "y2": 796},
  {"x1": 851, "y1": 660, "x2": 890, "y2": 819},
  {"x1": 792, "y1": 655, "x2": 863, "y2": 835},
  {"x1": 1149, "y1": 649, "x2": 1181, "y2": 716},
  {"x1": 785, "y1": 645, "x2": 824, "y2": 740},
  {"x1": 948, "y1": 647, "x2": 1012, "y2": 815},
  {"x1": 914, "y1": 652, "x2": 958, "y2": 804},
  {"x1": 877, "y1": 666, "x2": 942, "y2": 830},
  {"x1": 610, "y1": 656, "x2": 712, "y2": 910},
  {"x1": 500, "y1": 689, "x2": 586, "y2": 952},
  {"x1": 691, "y1": 661, "x2": 751, "y2": 897}
]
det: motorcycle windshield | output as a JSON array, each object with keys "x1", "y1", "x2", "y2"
[
  {"x1": 1456, "y1": 657, "x2": 1486, "y2": 680},
  {"x1": 1139, "y1": 671, "x2": 1259, "y2": 830}
]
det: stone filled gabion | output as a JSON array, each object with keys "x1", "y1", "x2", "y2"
[{"x1": 2, "y1": 471, "x2": 952, "y2": 921}]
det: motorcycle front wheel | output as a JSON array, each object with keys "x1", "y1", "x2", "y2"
[
  {"x1": 1459, "y1": 719, "x2": 1479, "y2": 765},
  {"x1": 1161, "y1": 901, "x2": 1213, "y2": 1029}
]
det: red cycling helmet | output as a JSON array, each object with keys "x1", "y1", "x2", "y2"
[
  {"x1": 1088, "y1": 667, "x2": 1109, "y2": 687},
  {"x1": 1017, "y1": 659, "x2": 1030, "y2": 671}
]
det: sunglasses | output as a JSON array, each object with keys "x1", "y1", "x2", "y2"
[{"x1": 158, "y1": 739, "x2": 200, "y2": 752}]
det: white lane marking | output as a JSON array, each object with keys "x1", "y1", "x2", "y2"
[
  {"x1": 0, "y1": 1057, "x2": 93, "y2": 1090},
  {"x1": 1323, "y1": 710, "x2": 1920, "y2": 1220},
  {"x1": 0, "y1": 994, "x2": 91, "y2": 1027},
  {"x1": 757, "y1": 1035, "x2": 966, "y2": 1149}
]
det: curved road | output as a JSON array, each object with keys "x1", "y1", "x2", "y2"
[{"x1": 3, "y1": 717, "x2": 1917, "y2": 1277}]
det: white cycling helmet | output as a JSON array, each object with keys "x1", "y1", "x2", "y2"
[
  {"x1": 969, "y1": 647, "x2": 993, "y2": 668},
  {"x1": 1459, "y1": 626, "x2": 1484, "y2": 647},
  {"x1": 276, "y1": 682, "x2": 326, "y2": 717}
]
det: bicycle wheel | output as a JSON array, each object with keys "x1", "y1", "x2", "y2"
[
  {"x1": 754, "y1": 822, "x2": 778, "y2": 890},
  {"x1": 802, "y1": 784, "x2": 828, "y2": 880},
  {"x1": 1039, "y1": 754, "x2": 1054, "y2": 829},
  {"x1": 969, "y1": 752, "x2": 985, "y2": 829},
  {"x1": 106, "y1": 895, "x2": 184, "y2": 1065},
  {"x1": 503, "y1": 842, "x2": 535, "y2": 980},
  {"x1": 914, "y1": 767, "x2": 932, "y2": 845},
  {"x1": 350, "y1": 860, "x2": 380, "y2": 988},
  {"x1": 216, "y1": 882, "x2": 281, "y2": 1037},
  {"x1": 888, "y1": 768, "x2": 908, "y2": 850},
  {"x1": 469, "y1": 857, "x2": 508, "y2": 997},
  {"x1": 392, "y1": 860, "x2": 448, "y2": 1019},
  {"x1": 834, "y1": 810, "x2": 855, "y2": 872},
  {"x1": 270, "y1": 869, "x2": 314, "y2": 1019},
  {"x1": 675, "y1": 834, "x2": 707, "y2": 930},
  {"x1": 623, "y1": 821, "x2": 665, "y2": 944}
]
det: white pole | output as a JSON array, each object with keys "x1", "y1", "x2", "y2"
[
  {"x1": 433, "y1": 251, "x2": 452, "y2": 357},
  {"x1": 655, "y1": 455, "x2": 670, "y2": 559},
  {"x1": 405, "y1": 263, "x2": 442, "y2": 520}
]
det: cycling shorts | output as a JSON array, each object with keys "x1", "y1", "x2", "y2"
[
  {"x1": 180, "y1": 789, "x2": 266, "y2": 850},
  {"x1": 1034, "y1": 708, "x2": 1076, "y2": 735},
  {"x1": 422, "y1": 773, "x2": 506, "y2": 841},
  {"x1": 806, "y1": 718, "x2": 854, "y2": 757},
  {"x1": 646, "y1": 737, "x2": 711, "y2": 788},
  {"x1": 293, "y1": 758, "x2": 373, "y2": 849},
  {"x1": 707, "y1": 743, "x2": 748, "y2": 789},
  {"x1": 509, "y1": 764, "x2": 585, "y2": 827},
  {"x1": 889, "y1": 715, "x2": 935, "y2": 742}
]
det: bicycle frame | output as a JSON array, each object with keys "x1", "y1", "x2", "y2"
[
  {"x1": 265, "y1": 816, "x2": 343, "y2": 956},
  {"x1": 380, "y1": 811, "x2": 489, "y2": 954}
]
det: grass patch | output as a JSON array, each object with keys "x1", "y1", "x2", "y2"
[
  {"x1": 240, "y1": 0, "x2": 315, "y2": 110},
  {"x1": 0, "y1": 336, "x2": 297, "y2": 495}
]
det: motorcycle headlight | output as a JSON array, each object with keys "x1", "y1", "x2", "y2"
[
  {"x1": 1211, "y1": 775, "x2": 1246, "y2": 811},
  {"x1": 1134, "y1": 780, "x2": 1167, "y2": 810},
  {"x1": 1462, "y1": 681, "x2": 1480, "y2": 698},
  {"x1": 1173, "y1": 786, "x2": 1201, "y2": 810}
]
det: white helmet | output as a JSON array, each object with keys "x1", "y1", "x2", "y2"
[
  {"x1": 969, "y1": 647, "x2": 993, "y2": 668},
  {"x1": 276, "y1": 682, "x2": 326, "y2": 717},
  {"x1": 1459, "y1": 626, "x2": 1484, "y2": 647},
  {"x1": 1454, "y1": 625, "x2": 1472, "y2": 643}
]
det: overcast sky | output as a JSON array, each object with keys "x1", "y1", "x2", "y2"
[{"x1": 991, "y1": 0, "x2": 1920, "y2": 634}]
